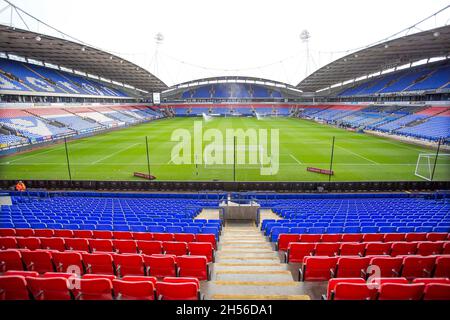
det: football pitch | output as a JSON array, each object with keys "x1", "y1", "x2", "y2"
[{"x1": 0, "y1": 117, "x2": 449, "y2": 182}]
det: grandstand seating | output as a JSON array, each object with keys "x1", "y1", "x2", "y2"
[{"x1": 180, "y1": 83, "x2": 282, "y2": 99}]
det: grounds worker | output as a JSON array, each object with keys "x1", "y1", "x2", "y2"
[{"x1": 15, "y1": 181, "x2": 26, "y2": 192}]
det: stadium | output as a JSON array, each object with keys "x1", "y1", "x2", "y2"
[{"x1": 0, "y1": 0, "x2": 449, "y2": 307}]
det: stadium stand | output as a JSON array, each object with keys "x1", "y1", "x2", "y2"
[{"x1": 180, "y1": 83, "x2": 283, "y2": 100}]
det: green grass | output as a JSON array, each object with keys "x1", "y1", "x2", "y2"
[{"x1": 0, "y1": 117, "x2": 449, "y2": 182}]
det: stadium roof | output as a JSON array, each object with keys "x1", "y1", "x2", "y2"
[
  {"x1": 297, "y1": 25, "x2": 450, "y2": 93},
  {"x1": 0, "y1": 24, "x2": 168, "y2": 94}
]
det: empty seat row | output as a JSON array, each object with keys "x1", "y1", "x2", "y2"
[
  {"x1": 324, "y1": 277, "x2": 450, "y2": 300},
  {"x1": 298, "y1": 255, "x2": 450, "y2": 281},
  {"x1": 285, "y1": 241, "x2": 450, "y2": 261},
  {"x1": 277, "y1": 232, "x2": 449, "y2": 248},
  {"x1": 0, "y1": 250, "x2": 211, "y2": 280},
  {"x1": 0, "y1": 273, "x2": 202, "y2": 300},
  {"x1": 0, "y1": 237, "x2": 215, "y2": 259}
]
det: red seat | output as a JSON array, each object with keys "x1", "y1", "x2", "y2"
[
  {"x1": 4, "y1": 270, "x2": 39, "y2": 277},
  {"x1": 82, "y1": 253, "x2": 114, "y2": 275},
  {"x1": 113, "y1": 240, "x2": 137, "y2": 254},
  {"x1": 17, "y1": 237, "x2": 41, "y2": 250},
  {"x1": 121, "y1": 276, "x2": 157, "y2": 285},
  {"x1": 22, "y1": 250, "x2": 55, "y2": 273},
  {"x1": 93, "y1": 231, "x2": 113, "y2": 239},
  {"x1": 89, "y1": 239, "x2": 114, "y2": 253},
  {"x1": 389, "y1": 242, "x2": 417, "y2": 256},
  {"x1": 434, "y1": 256, "x2": 450, "y2": 278},
  {"x1": 163, "y1": 277, "x2": 200, "y2": 289},
  {"x1": 176, "y1": 255, "x2": 209, "y2": 281},
  {"x1": 0, "y1": 228, "x2": 16, "y2": 237},
  {"x1": 384, "y1": 233, "x2": 406, "y2": 242},
  {"x1": 341, "y1": 234, "x2": 363, "y2": 242},
  {"x1": 188, "y1": 242, "x2": 214, "y2": 262},
  {"x1": 34, "y1": 229, "x2": 54, "y2": 238},
  {"x1": 0, "y1": 237, "x2": 18, "y2": 250},
  {"x1": 277, "y1": 234, "x2": 300, "y2": 251},
  {"x1": 443, "y1": 242, "x2": 450, "y2": 254},
  {"x1": 82, "y1": 274, "x2": 116, "y2": 281},
  {"x1": 0, "y1": 276, "x2": 30, "y2": 300},
  {"x1": 76, "y1": 278, "x2": 113, "y2": 300},
  {"x1": 163, "y1": 241, "x2": 188, "y2": 256},
  {"x1": 26, "y1": 277, "x2": 72, "y2": 300},
  {"x1": 412, "y1": 278, "x2": 450, "y2": 285},
  {"x1": 195, "y1": 234, "x2": 216, "y2": 250},
  {"x1": 153, "y1": 233, "x2": 174, "y2": 242},
  {"x1": 287, "y1": 243, "x2": 315, "y2": 263},
  {"x1": 300, "y1": 256, "x2": 338, "y2": 281},
  {"x1": 423, "y1": 283, "x2": 450, "y2": 300},
  {"x1": 315, "y1": 243, "x2": 339, "y2": 257},
  {"x1": 15, "y1": 229, "x2": 34, "y2": 237},
  {"x1": 401, "y1": 256, "x2": 436, "y2": 279},
  {"x1": 426, "y1": 233, "x2": 448, "y2": 241},
  {"x1": 405, "y1": 233, "x2": 427, "y2": 242},
  {"x1": 334, "y1": 283, "x2": 376, "y2": 300},
  {"x1": 366, "y1": 277, "x2": 409, "y2": 288},
  {"x1": 321, "y1": 234, "x2": 342, "y2": 242},
  {"x1": 369, "y1": 257, "x2": 403, "y2": 277},
  {"x1": 52, "y1": 251, "x2": 84, "y2": 275},
  {"x1": 137, "y1": 240, "x2": 162, "y2": 255},
  {"x1": 40, "y1": 237, "x2": 66, "y2": 252},
  {"x1": 54, "y1": 230, "x2": 74, "y2": 238},
  {"x1": 174, "y1": 233, "x2": 196, "y2": 243},
  {"x1": 113, "y1": 254, "x2": 145, "y2": 277},
  {"x1": 336, "y1": 257, "x2": 371, "y2": 278},
  {"x1": 155, "y1": 282, "x2": 199, "y2": 300},
  {"x1": 113, "y1": 231, "x2": 134, "y2": 240},
  {"x1": 416, "y1": 241, "x2": 444, "y2": 256},
  {"x1": 72, "y1": 230, "x2": 93, "y2": 239},
  {"x1": 378, "y1": 283, "x2": 424, "y2": 300},
  {"x1": 112, "y1": 279, "x2": 155, "y2": 300},
  {"x1": 364, "y1": 242, "x2": 391, "y2": 256},
  {"x1": 132, "y1": 233, "x2": 153, "y2": 241},
  {"x1": 326, "y1": 278, "x2": 366, "y2": 300},
  {"x1": 362, "y1": 234, "x2": 384, "y2": 242},
  {"x1": 299, "y1": 234, "x2": 321, "y2": 243},
  {"x1": 0, "y1": 250, "x2": 24, "y2": 272},
  {"x1": 339, "y1": 243, "x2": 365, "y2": 256},
  {"x1": 42, "y1": 272, "x2": 77, "y2": 279},
  {"x1": 64, "y1": 238, "x2": 90, "y2": 252},
  {"x1": 143, "y1": 254, "x2": 176, "y2": 278}
]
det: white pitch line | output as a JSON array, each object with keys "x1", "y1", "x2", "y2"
[
  {"x1": 289, "y1": 154, "x2": 302, "y2": 165},
  {"x1": 335, "y1": 145, "x2": 379, "y2": 165},
  {"x1": 91, "y1": 143, "x2": 140, "y2": 164}
]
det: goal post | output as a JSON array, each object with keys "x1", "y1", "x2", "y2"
[{"x1": 415, "y1": 153, "x2": 450, "y2": 181}]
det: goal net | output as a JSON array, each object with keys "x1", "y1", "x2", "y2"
[
  {"x1": 202, "y1": 113, "x2": 212, "y2": 122},
  {"x1": 415, "y1": 153, "x2": 450, "y2": 181}
]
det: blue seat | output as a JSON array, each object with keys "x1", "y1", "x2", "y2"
[
  {"x1": 0, "y1": 222, "x2": 14, "y2": 228},
  {"x1": 397, "y1": 226, "x2": 415, "y2": 233},
  {"x1": 270, "y1": 227, "x2": 290, "y2": 242},
  {"x1": 166, "y1": 226, "x2": 183, "y2": 233},
  {"x1": 114, "y1": 225, "x2": 130, "y2": 231},
  {"x1": 432, "y1": 226, "x2": 450, "y2": 232},
  {"x1": 379, "y1": 226, "x2": 397, "y2": 233},
  {"x1": 14, "y1": 223, "x2": 31, "y2": 229},
  {"x1": 290, "y1": 227, "x2": 307, "y2": 234},
  {"x1": 47, "y1": 223, "x2": 63, "y2": 230},
  {"x1": 308, "y1": 227, "x2": 326, "y2": 234},
  {"x1": 30, "y1": 223, "x2": 47, "y2": 229},
  {"x1": 201, "y1": 227, "x2": 219, "y2": 238},
  {"x1": 343, "y1": 226, "x2": 360, "y2": 234},
  {"x1": 63, "y1": 224, "x2": 79, "y2": 230},
  {"x1": 79, "y1": 224, "x2": 96, "y2": 230},
  {"x1": 360, "y1": 226, "x2": 378, "y2": 233},
  {"x1": 183, "y1": 226, "x2": 201, "y2": 234},
  {"x1": 415, "y1": 226, "x2": 433, "y2": 232},
  {"x1": 130, "y1": 225, "x2": 147, "y2": 232},
  {"x1": 148, "y1": 226, "x2": 165, "y2": 233},
  {"x1": 326, "y1": 227, "x2": 344, "y2": 234}
]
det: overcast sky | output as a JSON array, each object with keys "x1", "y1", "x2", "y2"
[{"x1": 1, "y1": 0, "x2": 450, "y2": 87}]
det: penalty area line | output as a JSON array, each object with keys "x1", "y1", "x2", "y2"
[{"x1": 289, "y1": 154, "x2": 302, "y2": 165}]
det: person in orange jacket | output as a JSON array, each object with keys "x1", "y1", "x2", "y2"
[{"x1": 15, "y1": 180, "x2": 26, "y2": 192}]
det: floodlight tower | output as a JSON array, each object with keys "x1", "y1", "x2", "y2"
[
  {"x1": 299, "y1": 29, "x2": 311, "y2": 78},
  {"x1": 152, "y1": 32, "x2": 164, "y2": 75}
]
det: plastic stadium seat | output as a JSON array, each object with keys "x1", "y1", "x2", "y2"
[
  {"x1": 112, "y1": 279, "x2": 155, "y2": 300},
  {"x1": 299, "y1": 234, "x2": 321, "y2": 243},
  {"x1": 54, "y1": 230, "x2": 74, "y2": 238},
  {"x1": 64, "y1": 238, "x2": 90, "y2": 252},
  {"x1": 62, "y1": 224, "x2": 79, "y2": 231},
  {"x1": 156, "y1": 281, "x2": 199, "y2": 300},
  {"x1": 52, "y1": 251, "x2": 84, "y2": 275},
  {"x1": 166, "y1": 226, "x2": 183, "y2": 233},
  {"x1": 379, "y1": 227, "x2": 398, "y2": 234},
  {"x1": 76, "y1": 278, "x2": 113, "y2": 300},
  {"x1": 431, "y1": 227, "x2": 449, "y2": 233},
  {"x1": 196, "y1": 234, "x2": 217, "y2": 250},
  {"x1": 73, "y1": 230, "x2": 93, "y2": 239},
  {"x1": 336, "y1": 257, "x2": 371, "y2": 278},
  {"x1": 82, "y1": 253, "x2": 114, "y2": 275},
  {"x1": 277, "y1": 234, "x2": 300, "y2": 251},
  {"x1": 290, "y1": 227, "x2": 308, "y2": 234},
  {"x1": 325, "y1": 278, "x2": 366, "y2": 300},
  {"x1": 113, "y1": 240, "x2": 137, "y2": 254},
  {"x1": 148, "y1": 226, "x2": 165, "y2": 233},
  {"x1": 40, "y1": 237, "x2": 66, "y2": 251},
  {"x1": 334, "y1": 283, "x2": 376, "y2": 300},
  {"x1": 315, "y1": 243, "x2": 340, "y2": 257},
  {"x1": 82, "y1": 274, "x2": 116, "y2": 281},
  {"x1": 34, "y1": 229, "x2": 55, "y2": 237},
  {"x1": 369, "y1": 257, "x2": 403, "y2": 277},
  {"x1": 188, "y1": 242, "x2": 214, "y2": 262},
  {"x1": 26, "y1": 277, "x2": 72, "y2": 300},
  {"x1": 287, "y1": 243, "x2": 315, "y2": 263},
  {"x1": 143, "y1": 254, "x2": 177, "y2": 278},
  {"x1": 176, "y1": 255, "x2": 209, "y2": 281},
  {"x1": 113, "y1": 254, "x2": 145, "y2": 277},
  {"x1": 378, "y1": 283, "x2": 424, "y2": 300},
  {"x1": 401, "y1": 256, "x2": 436, "y2": 279},
  {"x1": 270, "y1": 227, "x2": 290, "y2": 242},
  {"x1": 384, "y1": 233, "x2": 406, "y2": 242},
  {"x1": 321, "y1": 234, "x2": 342, "y2": 242},
  {"x1": 0, "y1": 276, "x2": 30, "y2": 300},
  {"x1": 362, "y1": 234, "x2": 384, "y2": 242},
  {"x1": 339, "y1": 243, "x2": 366, "y2": 256},
  {"x1": 422, "y1": 284, "x2": 450, "y2": 300},
  {"x1": 113, "y1": 231, "x2": 134, "y2": 240},
  {"x1": 93, "y1": 231, "x2": 113, "y2": 239},
  {"x1": 121, "y1": 276, "x2": 157, "y2": 285},
  {"x1": 405, "y1": 233, "x2": 427, "y2": 242},
  {"x1": 300, "y1": 256, "x2": 338, "y2": 281},
  {"x1": 390, "y1": 242, "x2": 417, "y2": 256},
  {"x1": 426, "y1": 233, "x2": 448, "y2": 241},
  {"x1": 0, "y1": 229, "x2": 16, "y2": 237},
  {"x1": 201, "y1": 227, "x2": 219, "y2": 239},
  {"x1": 79, "y1": 224, "x2": 96, "y2": 231},
  {"x1": 434, "y1": 256, "x2": 450, "y2": 278},
  {"x1": 17, "y1": 237, "x2": 41, "y2": 250},
  {"x1": 132, "y1": 233, "x2": 153, "y2": 241},
  {"x1": 416, "y1": 241, "x2": 444, "y2": 256},
  {"x1": 153, "y1": 233, "x2": 174, "y2": 242},
  {"x1": 183, "y1": 226, "x2": 201, "y2": 234},
  {"x1": 130, "y1": 226, "x2": 148, "y2": 233},
  {"x1": 415, "y1": 227, "x2": 434, "y2": 233},
  {"x1": 412, "y1": 278, "x2": 450, "y2": 285},
  {"x1": 22, "y1": 251, "x2": 55, "y2": 273},
  {"x1": 114, "y1": 225, "x2": 130, "y2": 232},
  {"x1": 15, "y1": 229, "x2": 34, "y2": 237},
  {"x1": 4, "y1": 270, "x2": 39, "y2": 277},
  {"x1": 0, "y1": 250, "x2": 24, "y2": 272},
  {"x1": 308, "y1": 227, "x2": 326, "y2": 234},
  {"x1": 325, "y1": 227, "x2": 344, "y2": 234},
  {"x1": 364, "y1": 242, "x2": 391, "y2": 256},
  {"x1": 360, "y1": 227, "x2": 379, "y2": 234},
  {"x1": 137, "y1": 240, "x2": 162, "y2": 255},
  {"x1": 89, "y1": 239, "x2": 114, "y2": 253},
  {"x1": 163, "y1": 241, "x2": 188, "y2": 256},
  {"x1": 174, "y1": 233, "x2": 196, "y2": 243},
  {"x1": 397, "y1": 227, "x2": 416, "y2": 233},
  {"x1": 341, "y1": 234, "x2": 363, "y2": 242},
  {"x1": 444, "y1": 242, "x2": 450, "y2": 255},
  {"x1": 0, "y1": 237, "x2": 17, "y2": 250}
]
